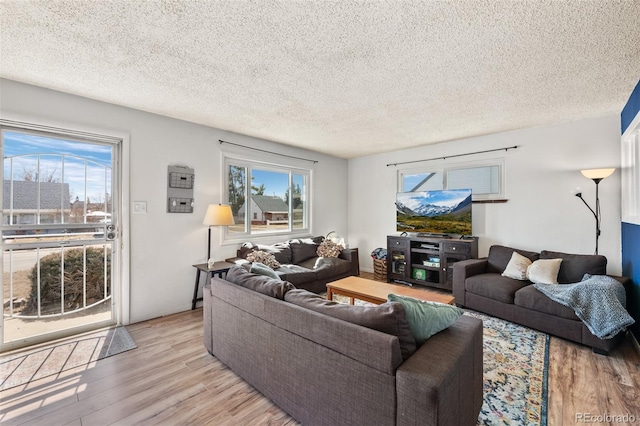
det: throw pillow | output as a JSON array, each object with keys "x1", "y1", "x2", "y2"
[
  {"x1": 246, "y1": 250, "x2": 281, "y2": 269},
  {"x1": 250, "y1": 262, "x2": 281, "y2": 280},
  {"x1": 502, "y1": 251, "x2": 532, "y2": 280},
  {"x1": 316, "y1": 239, "x2": 343, "y2": 258},
  {"x1": 285, "y1": 289, "x2": 417, "y2": 360},
  {"x1": 387, "y1": 294, "x2": 463, "y2": 346},
  {"x1": 526, "y1": 258, "x2": 562, "y2": 284}
]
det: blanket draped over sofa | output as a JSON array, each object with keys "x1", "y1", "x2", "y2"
[
  {"x1": 453, "y1": 245, "x2": 632, "y2": 353},
  {"x1": 534, "y1": 275, "x2": 635, "y2": 339}
]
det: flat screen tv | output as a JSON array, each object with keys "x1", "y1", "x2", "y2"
[{"x1": 396, "y1": 189, "x2": 472, "y2": 236}]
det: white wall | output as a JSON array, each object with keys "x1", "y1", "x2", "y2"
[
  {"x1": 348, "y1": 115, "x2": 623, "y2": 275},
  {"x1": 0, "y1": 79, "x2": 349, "y2": 323}
]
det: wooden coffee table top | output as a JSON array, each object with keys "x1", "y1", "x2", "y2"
[{"x1": 326, "y1": 276, "x2": 455, "y2": 305}]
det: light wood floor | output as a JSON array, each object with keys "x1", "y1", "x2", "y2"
[{"x1": 1, "y1": 278, "x2": 639, "y2": 425}]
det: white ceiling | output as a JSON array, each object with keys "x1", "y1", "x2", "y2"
[{"x1": 1, "y1": 1, "x2": 639, "y2": 159}]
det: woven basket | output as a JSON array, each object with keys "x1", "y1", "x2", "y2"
[{"x1": 373, "y1": 258, "x2": 387, "y2": 281}]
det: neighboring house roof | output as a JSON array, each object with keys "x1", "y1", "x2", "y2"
[
  {"x1": 3, "y1": 181, "x2": 70, "y2": 210},
  {"x1": 251, "y1": 195, "x2": 289, "y2": 213}
]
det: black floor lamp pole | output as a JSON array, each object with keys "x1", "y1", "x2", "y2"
[
  {"x1": 575, "y1": 184, "x2": 600, "y2": 255},
  {"x1": 576, "y1": 168, "x2": 614, "y2": 256},
  {"x1": 207, "y1": 226, "x2": 211, "y2": 260},
  {"x1": 594, "y1": 179, "x2": 602, "y2": 255}
]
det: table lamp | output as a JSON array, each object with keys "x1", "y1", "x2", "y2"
[{"x1": 203, "y1": 204, "x2": 235, "y2": 267}]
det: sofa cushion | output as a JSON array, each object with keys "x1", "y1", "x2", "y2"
[
  {"x1": 540, "y1": 250, "x2": 607, "y2": 283},
  {"x1": 289, "y1": 239, "x2": 320, "y2": 263},
  {"x1": 387, "y1": 294, "x2": 463, "y2": 345},
  {"x1": 298, "y1": 256, "x2": 352, "y2": 280},
  {"x1": 285, "y1": 289, "x2": 417, "y2": 360},
  {"x1": 250, "y1": 262, "x2": 281, "y2": 280},
  {"x1": 526, "y1": 258, "x2": 562, "y2": 284},
  {"x1": 465, "y1": 273, "x2": 531, "y2": 304},
  {"x1": 514, "y1": 285, "x2": 579, "y2": 320},
  {"x1": 487, "y1": 245, "x2": 540, "y2": 274},
  {"x1": 502, "y1": 251, "x2": 532, "y2": 280},
  {"x1": 239, "y1": 242, "x2": 292, "y2": 265},
  {"x1": 276, "y1": 264, "x2": 318, "y2": 286},
  {"x1": 225, "y1": 266, "x2": 295, "y2": 299}
]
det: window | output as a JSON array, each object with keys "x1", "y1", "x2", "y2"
[
  {"x1": 399, "y1": 159, "x2": 504, "y2": 200},
  {"x1": 225, "y1": 156, "x2": 310, "y2": 239},
  {"x1": 622, "y1": 129, "x2": 640, "y2": 224}
]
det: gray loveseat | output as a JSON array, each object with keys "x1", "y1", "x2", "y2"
[
  {"x1": 204, "y1": 266, "x2": 484, "y2": 425},
  {"x1": 453, "y1": 245, "x2": 631, "y2": 354},
  {"x1": 227, "y1": 236, "x2": 360, "y2": 293}
]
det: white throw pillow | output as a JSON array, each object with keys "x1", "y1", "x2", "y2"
[
  {"x1": 526, "y1": 259, "x2": 562, "y2": 284},
  {"x1": 501, "y1": 251, "x2": 532, "y2": 280}
]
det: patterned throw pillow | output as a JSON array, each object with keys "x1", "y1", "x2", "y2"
[
  {"x1": 316, "y1": 239, "x2": 343, "y2": 258},
  {"x1": 246, "y1": 250, "x2": 281, "y2": 269}
]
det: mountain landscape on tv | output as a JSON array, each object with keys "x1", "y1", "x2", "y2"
[{"x1": 396, "y1": 190, "x2": 472, "y2": 235}]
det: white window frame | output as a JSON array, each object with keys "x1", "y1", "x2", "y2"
[
  {"x1": 622, "y1": 126, "x2": 640, "y2": 225},
  {"x1": 398, "y1": 158, "x2": 506, "y2": 200},
  {"x1": 222, "y1": 153, "x2": 312, "y2": 243}
]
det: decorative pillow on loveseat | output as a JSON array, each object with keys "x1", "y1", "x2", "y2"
[
  {"x1": 316, "y1": 239, "x2": 343, "y2": 258},
  {"x1": 487, "y1": 245, "x2": 540, "y2": 274},
  {"x1": 226, "y1": 266, "x2": 294, "y2": 299},
  {"x1": 502, "y1": 251, "x2": 533, "y2": 280},
  {"x1": 387, "y1": 294, "x2": 463, "y2": 345},
  {"x1": 284, "y1": 289, "x2": 416, "y2": 360},
  {"x1": 246, "y1": 250, "x2": 281, "y2": 269},
  {"x1": 526, "y1": 258, "x2": 562, "y2": 285}
]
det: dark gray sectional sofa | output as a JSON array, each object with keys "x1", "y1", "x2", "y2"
[
  {"x1": 204, "y1": 266, "x2": 484, "y2": 425},
  {"x1": 453, "y1": 245, "x2": 631, "y2": 354},
  {"x1": 227, "y1": 237, "x2": 360, "y2": 293}
]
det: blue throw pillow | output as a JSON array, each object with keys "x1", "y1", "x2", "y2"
[
  {"x1": 387, "y1": 294, "x2": 463, "y2": 345},
  {"x1": 250, "y1": 262, "x2": 281, "y2": 280}
]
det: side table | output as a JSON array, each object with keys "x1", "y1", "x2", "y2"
[{"x1": 192, "y1": 261, "x2": 235, "y2": 310}]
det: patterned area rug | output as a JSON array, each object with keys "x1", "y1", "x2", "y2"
[
  {"x1": 329, "y1": 294, "x2": 549, "y2": 425},
  {"x1": 0, "y1": 326, "x2": 136, "y2": 391},
  {"x1": 466, "y1": 310, "x2": 549, "y2": 426}
]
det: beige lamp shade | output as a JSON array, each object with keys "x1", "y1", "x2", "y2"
[
  {"x1": 580, "y1": 168, "x2": 615, "y2": 180},
  {"x1": 203, "y1": 204, "x2": 235, "y2": 226}
]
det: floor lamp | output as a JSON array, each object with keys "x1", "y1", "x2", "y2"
[
  {"x1": 203, "y1": 204, "x2": 235, "y2": 267},
  {"x1": 574, "y1": 168, "x2": 615, "y2": 255}
]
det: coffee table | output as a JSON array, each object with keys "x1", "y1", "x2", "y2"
[{"x1": 326, "y1": 276, "x2": 455, "y2": 305}]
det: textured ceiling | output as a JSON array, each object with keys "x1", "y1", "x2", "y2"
[{"x1": 1, "y1": 1, "x2": 639, "y2": 159}]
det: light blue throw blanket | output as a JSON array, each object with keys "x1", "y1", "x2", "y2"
[{"x1": 534, "y1": 275, "x2": 635, "y2": 339}]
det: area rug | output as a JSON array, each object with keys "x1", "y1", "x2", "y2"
[
  {"x1": 329, "y1": 294, "x2": 549, "y2": 425},
  {"x1": 0, "y1": 326, "x2": 136, "y2": 391},
  {"x1": 466, "y1": 310, "x2": 549, "y2": 426}
]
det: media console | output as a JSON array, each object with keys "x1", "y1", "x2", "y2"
[{"x1": 387, "y1": 235, "x2": 478, "y2": 291}]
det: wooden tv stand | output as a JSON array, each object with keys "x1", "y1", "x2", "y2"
[{"x1": 387, "y1": 235, "x2": 478, "y2": 291}]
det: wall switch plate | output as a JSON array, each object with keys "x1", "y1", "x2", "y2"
[{"x1": 133, "y1": 201, "x2": 147, "y2": 214}]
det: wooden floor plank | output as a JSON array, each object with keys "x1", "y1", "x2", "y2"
[{"x1": 2, "y1": 279, "x2": 639, "y2": 426}]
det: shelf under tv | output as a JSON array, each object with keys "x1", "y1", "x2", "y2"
[{"x1": 387, "y1": 234, "x2": 479, "y2": 291}]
